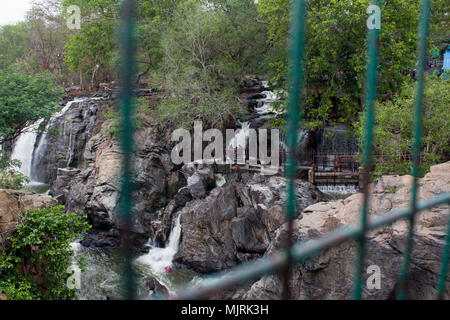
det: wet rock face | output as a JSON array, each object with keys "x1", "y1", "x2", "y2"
[
  {"x1": 52, "y1": 121, "x2": 185, "y2": 249},
  {"x1": 33, "y1": 97, "x2": 112, "y2": 184},
  {"x1": 0, "y1": 189, "x2": 54, "y2": 250},
  {"x1": 173, "y1": 174, "x2": 321, "y2": 273},
  {"x1": 181, "y1": 163, "x2": 216, "y2": 199},
  {"x1": 174, "y1": 185, "x2": 239, "y2": 272},
  {"x1": 242, "y1": 161, "x2": 450, "y2": 300}
]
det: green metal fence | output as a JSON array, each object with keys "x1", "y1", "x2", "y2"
[{"x1": 117, "y1": 0, "x2": 450, "y2": 300}]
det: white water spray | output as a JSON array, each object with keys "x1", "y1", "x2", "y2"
[
  {"x1": 10, "y1": 119, "x2": 44, "y2": 179},
  {"x1": 254, "y1": 90, "x2": 283, "y2": 115},
  {"x1": 135, "y1": 214, "x2": 182, "y2": 275},
  {"x1": 33, "y1": 98, "x2": 87, "y2": 175}
]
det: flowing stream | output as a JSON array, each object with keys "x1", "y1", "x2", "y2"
[
  {"x1": 10, "y1": 81, "x2": 358, "y2": 299},
  {"x1": 73, "y1": 214, "x2": 197, "y2": 300},
  {"x1": 10, "y1": 98, "x2": 89, "y2": 192}
]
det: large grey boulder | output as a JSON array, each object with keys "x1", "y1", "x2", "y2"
[
  {"x1": 174, "y1": 185, "x2": 239, "y2": 272},
  {"x1": 242, "y1": 161, "x2": 450, "y2": 300},
  {"x1": 173, "y1": 175, "x2": 321, "y2": 273}
]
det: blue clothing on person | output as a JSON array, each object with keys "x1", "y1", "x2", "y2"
[{"x1": 443, "y1": 49, "x2": 450, "y2": 70}]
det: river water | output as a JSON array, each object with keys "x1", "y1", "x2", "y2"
[
  {"x1": 10, "y1": 83, "x2": 358, "y2": 299},
  {"x1": 73, "y1": 214, "x2": 198, "y2": 300}
]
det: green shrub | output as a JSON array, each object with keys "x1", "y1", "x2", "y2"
[
  {"x1": 0, "y1": 153, "x2": 30, "y2": 189},
  {"x1": 0, "y1": 206, "x2": 90, "y2": 300},
  {"x1": 104, "y1": 97, "x2": 148, "y2": 138},
  {"x1": 355, "y1": 77, "x2": 450, "y2": 176}
]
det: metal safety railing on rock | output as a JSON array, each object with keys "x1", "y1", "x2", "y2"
[{"x1": 117, "y1": 0, "x2": 450, "y2": 300}]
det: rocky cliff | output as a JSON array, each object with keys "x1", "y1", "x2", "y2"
[
  {"x1": 240, "y1": 161, "x2": 450, "y2": 300},
  {"x1": 174, "y1": 173, "x2": 321, "y2": 273},
  {"x1": 0, "y1": 190, "x2": 54, "y2": 250},
  {"x1": 39, "y1": 90, "x2": 448, "y2": 299},
  {"x1": 52, "y1": 119, "x2": 185, "y2": 248}
]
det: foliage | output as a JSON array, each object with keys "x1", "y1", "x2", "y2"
[
  {"x1": 0, "y1": 152, "x2": 30, "y2": 189},
  {"x1": 25, "y1": 1, "x2": 69, "y2": 75},
  {"x1": 62, "y1": 0, "x2": 117, "y2": 89},
  {"x1": 153, "y1": 0, "x2": 267, "y2": 129},
  {"x1": 355, "y1": 77, "x2": 450, "y2": 176},
  {"x1": 134, "y1": 0, "x2": 184, "y2": 82},
  {"x1": 104, "y1": 97, "x2": 148, "y2": 137},
  {"x1": 61, "y1": 0, "x2": 185, "y2": 88},
  {"x1": 258, "y1": 0, "x2": 447, "y2": 126},
  {"x1": 0, "y1": 2, "x2": 72, "y2": 84},
  {"x1": 0, "y1": 206, "x2": 90, "y2": 300},
  {"x1": 0, "y1": 67, "x2": 65, "y2": 144},
  {"x1": 0, "y1": 22, "x2": 32, "y2": 69}
]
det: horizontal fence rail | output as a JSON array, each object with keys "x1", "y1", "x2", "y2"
[{"x1": 172, "y1": 193, "x2": 450, "y2": 300}]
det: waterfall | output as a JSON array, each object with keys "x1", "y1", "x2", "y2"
[
  {"x1": 135, "y1": 214, "x2": 182, "y2": 274},
  {"x1": 10, "y1": 98, "x2": 87, "y2": 183},
  {"x1": 317, "y1": 183, "x2": 358, "y2": 195},
  {"x1": 10, "y1": 119, "x2": 44, "y2": 180},
  {"x1": 32, "y1": 98, "x2": 87, "y2": 180},
  {"x1": 228, "y1": 121, "x2": 250, "y2": 149},
  {"x1": 254, "y1": 90, "x2": 283, "y2": 115},
  {"x1": 314, "y1": 124, "x2": 358, "y2": 155}
]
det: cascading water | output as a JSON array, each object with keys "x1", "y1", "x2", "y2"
[
  {"x1": 254, "y1": 90, "x2": 283, "y2": 116},
  {"x1": 32, "y1": 98, "x2": 87, "y2": 180},
  {"x1": 228, "y1": 121, "x2": 251, "y2": 149},
  {"x1": 10, "y1": 98, "x2": 88, "y2": 188},
  {"x1": 136, "y1": 214, "x2": 182, "y2": 273},
  {"x1": 317, "y1": 183, "x2": 358, "y2": 195},
  {"x1": 314, "y1": 124, "x2": 359, "y2": 156},
  {"x1": 10, "y1": 119, "x2": 44, "y2": 180},
  {"x1": 70, "y1": 207, "x2": 196, "y2": 300},
  {"x1": 135, "y1": 214, "x2": 185, "y2": 294}
]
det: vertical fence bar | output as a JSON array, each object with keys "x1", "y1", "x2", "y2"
[
  {"x1": 282, "y1": 0, "x2": 307, "y2": 300},
  {"x1": 437, "y1": 204, "x2": 450, "y2": 299},
  {"x1": 119, "y1": 0, "x2": 136, "y2": 300},
  {"x1": 352, "y1": 0, "x2": 380, "y2": 300},
  {"x1": 396, "y1": 0, "x2": 431, "y2": 300}
]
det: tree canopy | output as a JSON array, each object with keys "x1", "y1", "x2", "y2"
[
  {"x1": 0, "y1": 0, "x2": 447, "y2": 134},
  {"x1": 0, "y1": 68, "x2": 65, "y2": 144},
  {"x1": 355, "y1": 77, "x2": 450, "y2": 176},
  {"x1": 153, "y1": 0, "x2": 268, "y2": 129},
  {"x1": 258, "y1": 0, "x2": 447, "y2": 126}
]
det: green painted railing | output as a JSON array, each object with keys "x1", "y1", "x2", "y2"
[{"x1": 117, "y1": 0, "x2": 450, "y2": 300}]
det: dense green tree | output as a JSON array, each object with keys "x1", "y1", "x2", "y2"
[
  {"x1": 258, "y1": 0, "x2": 446, "y2": 126},
  {"x1": 154, "y1": 0, "x2": 268, "y2": 128},
  {"x1": 0, "y1": 206, "x2": 90, "y2": 300},
  {"x1": 62, "y1": 0, "x2": 118, "y2": 89},
  {"x1": 0, "y1": 68, "x2": 65, "y2": 144},
  {"x1": 355, "y1": 77, "x2": 450, "y2": 176},
  {"x1": 0, "y1": 23, "x2": 32, "y2": 69},
  {"x1": 135, "y1": 0, "x2": 184, "y2": 83}
]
